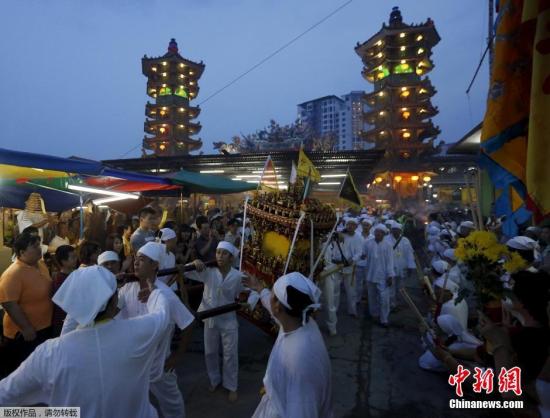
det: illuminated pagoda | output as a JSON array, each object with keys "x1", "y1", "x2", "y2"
[
  {"x1": 142, "y1": 38, "x2": 204, "y2": 156},
  {"x1": 355, "y1": 7, "x2": 440, "y2": 161}
]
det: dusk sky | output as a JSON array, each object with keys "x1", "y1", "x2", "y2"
[{"x1": 0, "y1": 0, "x2": 489, "y2": 160}]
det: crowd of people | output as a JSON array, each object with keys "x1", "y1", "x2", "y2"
[
  {"x1": 0, "y1": 199, "x2": 332, "y2": 418},
  {"x1": 1, "y1": 194, "x2": 550, "y2": 417}
]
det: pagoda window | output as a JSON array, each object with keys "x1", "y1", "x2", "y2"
[
  {"x1": 375, "y1": 65, "x2": 390, "y2": 80},
  {"x1": 175, "y1": 86, "x2": 188, "y2": 98},
  {"x1": 159, "y1": 86, "x2": 172, "y2": 96},
  {"x1": 393, "y1": 63, "x2": 413, "y2": 74}
]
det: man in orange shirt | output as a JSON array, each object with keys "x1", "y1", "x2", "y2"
[{"x1": 0, "y1": 233, "x2": 53, "y2": 378}]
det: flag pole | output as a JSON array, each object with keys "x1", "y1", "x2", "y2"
[
  {"x1": 284, "y1": 211, "x2": 306, "y2": 275},
  {"x1": 309, "y1": 214, "x2": 341, "y2": 280},
  {"x1": 239, "y1": 195, "x2": 249, "y2": 271}
]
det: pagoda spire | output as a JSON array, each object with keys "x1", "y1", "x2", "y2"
[
  {"x1": 141, "y1": 39, "x2": 205, "y2": 156},
  {"x1": 355, "y1": 8, "x2": 441, "y2": 161},
  {"x1": 167, "y1": 38, "x2": 179, "y2": 54}
]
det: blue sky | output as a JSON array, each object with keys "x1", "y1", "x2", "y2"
[{"x1": 0, "y1": 0, "x2": 489, "y2": 160}]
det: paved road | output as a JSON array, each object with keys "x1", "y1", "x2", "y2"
[{"x1": 173, "y1": 276, "x2": 508, "y2": 417}]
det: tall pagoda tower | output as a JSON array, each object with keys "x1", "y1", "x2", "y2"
[
  {"x1": 355, "y1": 7, "x2": 440, "y2": 161},
  {"x1": 142, "y1": 39, "x2": 205, "y2": 156}
]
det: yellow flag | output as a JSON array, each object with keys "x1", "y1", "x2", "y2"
[{"x1": 297, "y1": 148, "x2": 320, "y2": 182}]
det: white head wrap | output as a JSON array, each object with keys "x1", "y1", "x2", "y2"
[
  {"x1": 137, "y1": 242, "x2": 164, "y2": 263},
  {"x1": 432, "y1": 259, "x2": 450, "y2": 274},
  {"x1": 52, "y1": 266, "x2": 117, "y2": 327},
  {"x1": 389, "y1": 220, "x2": 403, "y2": 230},
  {"x1": 217, "y1": 241, "x2": 239, "y2": 258},
  {"x1": 458, "y1": 221, "x2": 475, "y2": 234},
  {"x1": 98, "y1": 251, "x2": 119, "y2": 266},
  {"x1": 361, "y1": 216, "x2": 373, "y2": 225},
  {"x1": 434, "y1": 275, "x2": 459, "y2": 294},
  {"x1": 506, "y1": 236, "x2": 537, "y2": 251},
  {"x1": 160, "y1": 228, "x2": 177, "y2": 242},
  {"x1": 373, "y1": 224, "x2": 388, "y2": 234},
  {"x1": 345, "y1": 217, "x2": 358, "y2": 226},
  {"x1": 442, "y1": 249, "x2": 456, "y2": 261},
  {"x1": 273, "y1": 272, "x2": 321, "y2": 325}
]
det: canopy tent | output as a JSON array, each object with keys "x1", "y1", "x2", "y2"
[
  {"x1": 0, "y1": 148, "x2": 255, "y2": 211},
  {"x1": 0, "y1": 184, "x2": 80, "y2": 213},
  {"x1": 167, "y1": 170, "x2": 255, "y2": 194}
]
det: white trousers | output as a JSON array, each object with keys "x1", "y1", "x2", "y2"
[
  {"x1": 390, "y1": 275, "x2": 405, "y2": 308},
  {"x1": 355, "y1": 265, "x2": 367, "y2": 303},
  {"x1": 322, "y1": 272, "x2": 342, "y2": 334},
  {"x1": 150, "y1": 370, "x2": 185, "y2": 418},
  {"x1": 341, "y1": 270, "x2": 357, "y2": 316},
  {"x1": 204, "y1": 326, "x2": 239, "y2": 391},
  {"x1": 367, "y1": 281, "x2": 391, "y2": 324}
]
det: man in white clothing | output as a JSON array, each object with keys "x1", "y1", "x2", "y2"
[
  {"x1": 432, "y1": 260, "x2": 469, "y2": 330},
  {"x1": 244, "y1": 272, "x2": 333, "y2": 418},
  {"x1": 441, "y1": 249, "x2": 464, "y2": 287},
  {"x1": 159, "y1": 228, "x2": 179, "y2": 291},
  {"x1": 321, "y1": 234, "x2": 345, "y2": 336},
  {"x1": 385, "y1": 221, "x2": 416, "y2": 309},
  {"x1": 188, "y1": 241, "x2": 259, "y2": 402},
  {"x1": 0, "y1": 266, "x2": 172, "y2": 418},
  {"x1": 355, "y1": 218, "x2": 373, "y2": 304},
  {"x1": 117, "y1": 242, "x2": 195, "y2": 418},
  {"x1": 98, "y1": 250, "x2": 120, "y2": 275},
  {"x1": 340, "y1": 218, "x2": 363, "y2": 316},
  {"x1": 364, "y1": 224, "x2": 396, "y2": 327}
]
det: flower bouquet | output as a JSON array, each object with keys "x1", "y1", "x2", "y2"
[{"x1": 454, "y1": 231, "x2": 525, "y2": 312}]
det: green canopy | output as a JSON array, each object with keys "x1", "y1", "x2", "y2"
[{"x1": 167, "y1": 170, "x2": 255, "y2": 194}]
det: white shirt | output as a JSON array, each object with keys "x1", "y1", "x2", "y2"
[
  {"x1": 363, "y1": 238, "x2": 396, "y2": 283},
  {"x1": 441, "y1": 298, "x2": 469, "y2": 331},
  {"x1": 186, "y1": 266, "x2": 258, "y2": 329},
  {"x1": 0, "y1": 290, "x2": 171, "y2": 418},
  {"x1": 252, "y1": 289, "x2": 333, "y2": 418},
  {"x1": 356, "y1": 233, "x2": 373, "y2": 267},
  {"x1": 48, "y1": 235, "x2": 71, "y2": 253},
  {"x1": 159, "y1": 249, "x2": 177, "y2": 290},
  {"x1": 323, "y1": 240, "x2": 343, "y2": 266},
  {"x1": 117, "y1": 281, "x2": 194, "y2": 381},
  {"x1": 17, "y1": 210, "x2": 46, "y2": 239},
  {"x1": 447, "y1": 265, "x2": 464, "y2": 287},
  {"x1": 341, "y1": 233, "x2": 363, "y2": 273},
  {"x1": 384, "y1": 234, "x2": 415, "y2": 277}
]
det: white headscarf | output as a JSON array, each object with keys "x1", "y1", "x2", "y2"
[
  {"x1": 431, "y1": 260, "x2": 449, "y2": 274},
  {"x1": 506, "y1": 236, "x2": 537, "y2": 251},
  {"x1": 98, "y1": 251, "x2": 119, "y2": 266},
  {"x1": 217, "y1": 241, "x2": 239, "y2": 258},
  {"x1": 137, "y1": 242, "x2": 164, "y2": 263},
  {"x1": 389, "y1": 220, "x2": 403, "y2": 230},
  {"x1": 373, "y1": 224, "x2": 388, "y2": 234},
  {"x1": 52, "y1": 266, "x2": 117, "y2": 327},
  {"x1": 160, "y1": 228, "x2": 177, "y2": 242},
  {"x1": 273, "y1": 272, "x2": 321, "y2": 325},
  {"x1": 442, "y1": 249, "x2": 456, "y2": 261},
  {"x1": 458, "y1": 221, "x2": 475, "y2": 235}
]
